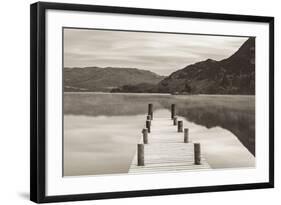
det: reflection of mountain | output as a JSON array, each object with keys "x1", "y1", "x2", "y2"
[
  {"x1": 64, "y1": 93, "x2": 255, "y2": 155},
  {"x1": 64, "y1": 67, "x2": 165, "y2": 92},
  {"x1": 158, "y1": 96, "x2": 255, "y2": 156},
  {"x1": 175, "y1": 106, "x2": 255, "y2": 156},
  {"x1": 113, "y1": 37, "x2": 255, "y2": 95}
]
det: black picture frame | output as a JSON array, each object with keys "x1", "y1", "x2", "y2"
[{"x1": 30, "y1": 1, "x2": 274, "y2": 203}]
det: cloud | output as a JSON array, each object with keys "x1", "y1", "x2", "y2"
[{"x1": 64, "y1": 28, "x2": 248, "y2": 75}]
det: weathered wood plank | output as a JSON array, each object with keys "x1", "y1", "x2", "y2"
[{"x1": 128, "y1": 114, "x2": 211, "y2": 174}]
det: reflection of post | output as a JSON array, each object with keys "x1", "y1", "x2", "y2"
[
  {"x1": 142, "y1": 128, "x2": 148, "y2": 144},
  {"x1": 177, "y1": 121, "x2": 183, "y2": 132},
  {"x1": 148, "y1": 104, "x2": 153, "y2": 120},
  {"x1": 173, "y1": 116, "x2": 178, "y2": 126},
  {"x1": 194, "y1": 143, "x2": 201, "y2": 165},
  {"x1": 171, "y1": 104, "x2": 175, "y2": 119},
  {"x1": 184, "y1": 128, "x2": 189, "y2": 143},
  {"x1": 137, "y1": 144, "x2": 144, "y2": 166},
  {"x1": 146, "y1": 120, "x2": 151, "y2": 133}
]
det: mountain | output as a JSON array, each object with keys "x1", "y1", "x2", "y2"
[
  {"x1": 65, "y1": 37, "x2": 255, "y2": 94},
  {"x1": 158, "y1": 37, "x2": 255, "y2": 94},
  {"x1": 64, "y1": 67, "x2": 165, "y2": 92}
]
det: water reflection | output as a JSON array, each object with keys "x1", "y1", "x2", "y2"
[
  {"x1": 64, "y1": 114, "x2": 145, "y2": 176},
  {"x1": 177, "y1": 108, "x2": 255, "y2": 156},
  {"x1": 64, "y1": 93, "x2": 255, "y2": 156},
  {"x1": 160, "y1": 95, "x2": 255, "y2": 156}
]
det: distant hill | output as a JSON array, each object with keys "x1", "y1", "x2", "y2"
[
  {"x1": 158, "y1": 37, "x2": 255, "y2": 94},
  {"x1": 64, "y1": 67, "x2": 165, "y2": 92}
]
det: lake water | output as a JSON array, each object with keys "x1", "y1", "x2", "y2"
[{"x1": 64, "y1": 92, "x2": 255, "y2": 176}]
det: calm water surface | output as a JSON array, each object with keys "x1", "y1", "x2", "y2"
[{"x1": 64, "y1": 92, "x2": 255, "y2": 176}]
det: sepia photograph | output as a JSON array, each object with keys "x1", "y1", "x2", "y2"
[
  {"x1": 30, "y1": 2, "x2": 274, "y2": 203},
  {"x1": 63, "y1": 28, "x2": 255, "y2": 177}
]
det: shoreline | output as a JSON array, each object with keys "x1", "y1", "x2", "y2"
[{"x1": 64, "y1": 91, "x2": 255, "y2": 97}]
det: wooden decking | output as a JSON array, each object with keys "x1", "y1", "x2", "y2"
[{"x1": 129, "y1": 112, "x2": 210, "y2": 174}]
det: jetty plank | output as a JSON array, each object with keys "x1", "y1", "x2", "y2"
[{"x1": 129, "y1": 114, "x2": 210, "y2": 174}]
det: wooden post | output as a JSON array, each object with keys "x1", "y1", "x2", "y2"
[
  {"x1": 177, "y1": 121, "x2": 183, "y2": 132},
  {"x1": 184, "y1": 128, "x2": 189, "y2": 143},
  {"x1": 147, "y1": 115, "x2": 151, "y2": 121},
  {"x1": 173, "y1": 116, "x2": 178, "y2": 126},
  {"x1": 148, "y1": 104, "x2": 153, "y2": 120},
  {"x1": 137, "y1": 144, "x2": 144, "y2": 166},
  {"x1": 171, "y1": 104, "x2": 176, "y2": 119},
  {"x1": 142, "y1": 128, "x2": 148, "y2": 144},
  {"x1": 194, "y1": 143, "x2": 201, "y2": 165},
  {"x1": 146, "y1": 120, "x2": 151, "y2": 133}
]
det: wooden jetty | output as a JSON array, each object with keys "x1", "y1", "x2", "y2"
[{"x1": 129, "y1": 104, "x2": 210, "y2": 174}]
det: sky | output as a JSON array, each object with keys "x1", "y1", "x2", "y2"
[{"x1": 64, "y1": 28, "x2": 248, "y2": 76}]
